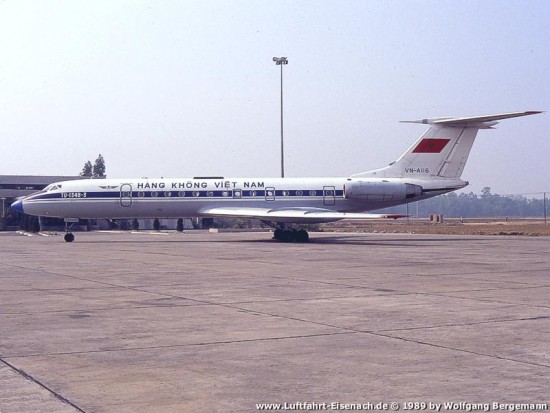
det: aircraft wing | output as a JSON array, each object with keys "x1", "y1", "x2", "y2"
[{"x1": 199, "y1": 207, "x2": 406, "y2": 223}]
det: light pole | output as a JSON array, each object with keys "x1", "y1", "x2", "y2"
[{"x1": 273, "y1": 56, "x2": 288, "y2": 178}]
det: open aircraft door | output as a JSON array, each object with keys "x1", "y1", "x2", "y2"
[
  {"x1": 323, "y1": 186, "x2": 336, "y2": 206},
  {"x1": 120, "y1": 184, "x2": 132, "y2": 207}
]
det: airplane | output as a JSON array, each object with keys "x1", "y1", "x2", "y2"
[{"x1": 10, "y1": 111, "x2": 541, "y2": 243}]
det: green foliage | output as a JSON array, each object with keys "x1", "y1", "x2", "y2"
[
  {"x1": 378, "y1": 187, "x2": 548, "y2": 218},
  {"x1": 80, "y1": 161, "x2": 93, "y2": 177},
  {"x1": 80, "y1": 154, "x2": 106, "y2": 177},
  {"x1": 93, "y1": 154, "x2": 106, "y2": 178}
]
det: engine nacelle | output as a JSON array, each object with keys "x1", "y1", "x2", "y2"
[{"x1": 344, "y1": 181, "x2": 422, "y2": 201}]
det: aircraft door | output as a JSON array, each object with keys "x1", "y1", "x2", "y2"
[
  {"x1": 323, "y1": 186, "x2": 336, "y2": 206},
  {"x1": 120, "y1": 184, "x2": 132, "y2": 207}
]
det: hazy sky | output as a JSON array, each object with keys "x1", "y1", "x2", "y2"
[{"x1": 0, "y1": 0, "x2": 548, "y2": 194}]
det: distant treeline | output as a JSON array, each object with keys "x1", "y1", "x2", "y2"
[{"x1": 378, "y1": 187, "x2": 549, "y2": 218}]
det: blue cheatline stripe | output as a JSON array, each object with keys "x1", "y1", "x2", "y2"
[{"x1": 29, "y1": 189, "x2": 345, "y2": 200}]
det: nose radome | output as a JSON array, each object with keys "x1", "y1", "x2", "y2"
[{"x1": 10, "y1": 199, "x2": 24, "y2": 213}]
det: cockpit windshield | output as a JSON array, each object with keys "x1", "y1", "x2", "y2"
[{"x1": 43, "y1": 184, "x2": 63, "y2": 192}]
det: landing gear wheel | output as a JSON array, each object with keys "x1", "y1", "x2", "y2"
[
  {"x1": 295, "y1": 229, "x2": 310, "y2": 243},
  {"x1": 64, "y1": 233, "x2": 75, "y2": 243},
  {"x1": 281, "y1": 230, "x2": 293, "y2": 243},
  {"x1": 273, "y1": 228, "x2": 309, "y2": 243},
  {"x1": 273, "y1": 228, "x2": 284, "y2": 240}
]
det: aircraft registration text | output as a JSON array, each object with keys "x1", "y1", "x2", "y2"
[
  {"x1": 62, "y1": 192, "x2": 87, "y2": 198},
  {"x1": 404, "y1": 168, "x2": 430, "y2": 174}
]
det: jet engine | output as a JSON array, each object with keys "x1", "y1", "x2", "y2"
[{"x1": 344, "y1": 181, "x2": 422, "y2": 201}]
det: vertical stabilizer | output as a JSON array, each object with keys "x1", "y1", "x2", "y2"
[{"x1": 352, "y1": 111, "x2": 541, "y2": 180}]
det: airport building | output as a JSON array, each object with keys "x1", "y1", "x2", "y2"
[{"x1": 0, "y1": 175, "x2": 83, "y2": 231}]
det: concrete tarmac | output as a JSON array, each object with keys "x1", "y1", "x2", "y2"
[{"x1": 1, "y1": 231, "x2": 549, "y2": 412}]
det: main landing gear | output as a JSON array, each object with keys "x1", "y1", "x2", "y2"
[
  {"x1": 273, "y1": 228, "x2": 310, "y2": 243},
  {"x1": 260, "y1": 221, "x2": 310, "y2": 243}
]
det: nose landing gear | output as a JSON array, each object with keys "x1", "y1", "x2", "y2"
[{"x1": 63, "y1": 219, "x2": 78, "y2": 242}]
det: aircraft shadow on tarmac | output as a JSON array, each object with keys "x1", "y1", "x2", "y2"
[{"x1": 70, "y1": 233, "x2": 480, "y2": 247}]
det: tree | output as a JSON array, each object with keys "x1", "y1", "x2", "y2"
[
  {"x1": 93, "y1": 154, "x2": 106, "y2": 178},
  {"x1": 375, "y1": 187, "x2": 546, "y2": 218},
  {"x1": 80, "y1": 161, "x2": 93, "y2": 177}
]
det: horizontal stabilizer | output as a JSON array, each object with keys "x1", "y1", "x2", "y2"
[
  {"x1": 200, "y1": 207, "x2": 405, "y2": 223},
  {"x1": 401, "y1": 111, "x2": 542, "y2": 128}
]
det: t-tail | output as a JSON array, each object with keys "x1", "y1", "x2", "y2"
[{"x1": 353, "y1": 111, "x2": 542, "y2": 181}]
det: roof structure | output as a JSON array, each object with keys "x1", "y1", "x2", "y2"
[{"x1": 0, "y1": 175, "x2": 82, "y2": 199}]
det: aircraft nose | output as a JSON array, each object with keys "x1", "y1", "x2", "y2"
[{"x1": 10, "y1": 199, "x2": 24, "y2": 213}]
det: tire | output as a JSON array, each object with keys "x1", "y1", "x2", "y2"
[{"x1": 296, "y1": 229, "x2": 309, "y2": 243}]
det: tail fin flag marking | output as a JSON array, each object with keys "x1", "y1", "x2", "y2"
[{"x1": 412, "y1": 138, "x2": 450, "y2": 154}]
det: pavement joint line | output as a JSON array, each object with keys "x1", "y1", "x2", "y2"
[
  {"x1": 261, "y1": 277, "x2": 550, "y2": 308},
  {"x1": 5, "y1": 260, "x2": 550, "y2": 313},
  {"x1": 4, "y1": 264, "x2": 217, "y2": 302},
  {"x1": 0, "y1": 286, "x2": 135, "y2": 292},
  {"x1": 0, "y1": 357, "x2": 87, "y2": 412},
  {"x1": 3, "y1": 331, "x2": 356, "y2": 359},
  {"x1": 0, "y1": 302, "x2": 211, "y2": 316},
  {"x1": 416, "y1": 290, "x2": 550, "y2": 310},
  {"x1": 408, "y1": 268, "x2": 550, "y2": 278},
  {"x1": 4, "y1": 305, "x2": 549, "y2": 370},
  {"x1": 120, "y1": 284, "x2": 550, "y2": 367},
  {"x1": 267, "y1": 271, "x2": 549, "y2": 289},
  {"x1": 8, "y1": 261, "x2": 347, "y2": 312},
  {"x1": 0, "y1": 294, "x2": 393, "y2": 316},
  {"x1": 368, "y1": 330, "x2": 550, "y2": 369},
  {"x1": 375, "y1": 315, "x2": 550, "y2": 333},
  {"x1": 466, "y1": 275, "x2": 550, "y2": 286},
  {"x1": 428, "y1": 284, "x2": 550, "y2": 293},
  {"x1": 212, "y1": 303, "x2": 550, "y2": 370}
]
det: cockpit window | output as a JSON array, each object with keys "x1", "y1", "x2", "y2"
[{"x1": 43, "y1": 184, "x2": 62, "y2": 192}]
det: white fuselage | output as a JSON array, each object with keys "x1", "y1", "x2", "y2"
[{"x1": 19, "y1": 176, "x2": 464, "y2": 221}]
